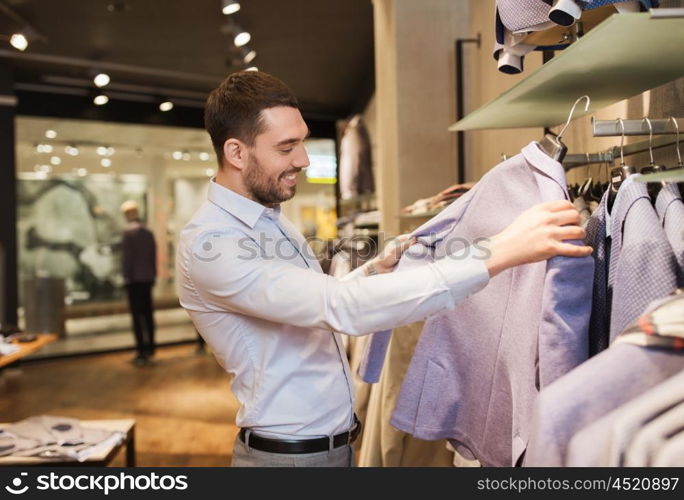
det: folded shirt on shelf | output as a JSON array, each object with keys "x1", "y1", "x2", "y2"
[{"x1": 0, "y1": 415, "x2": 125, "y2": 462}]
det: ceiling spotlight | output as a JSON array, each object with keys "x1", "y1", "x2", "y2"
[
  {"x1": 50, "y1": 156, "x2": 61, "y2": 166},
  {"x1": 205, "y1": 168, "x2": 216, "y2": 177},
  {"x1": 222, "y1": 0, "x2": 241, "y2": 15},
  {"x1": 93, "y1": 94, "x2": 109, "y2": 105},
  {"x1": 199, "y1": 152, "x2": 211, "y2": 161},
  {"x1": 96, "y1": 146, "x2": 108, "y2": 156},
  {"x1": 172, "y1": 151, "x2": 183, "y2": 160},
  {"x1": 182, "y1": 152, "x2": 191, "y2": 161},
  {"x1": 94, "y1": 73, "x2": 110, "y2": 87},
  {"x1": 65, "y1": 145, "x2": 80, "y2": 156},
  {"x1": 246, "y1": 66, "x2": 258, "y2": 72},
  {"x1": 244, "y1": 50, "x2": 257, "y2": 64},
  {"x1": 106, "y1": 146, "x2": 115, "y2": 156},
  {"x1": 10, "y1": 33, "x2": 28, "y2": 51},
  {"x1": 159, "y1": 101, "x2": 174, "y2": 112},
  {"x1": 77, "y1": 168, "x2": 88, "y2": 177},
  {"x1": 45, "y1": 129, "x2": 57, "y2": 139},
  {"x1": 234, "y1": 31, "x2": 251, "y2": 47},
  {"x1": 100, "y1": 158, "x2": 112, "y2": 168}
]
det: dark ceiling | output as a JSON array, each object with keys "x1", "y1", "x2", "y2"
[{"x1": 0, "y1": 0, "x2": 375, "y2": 121}]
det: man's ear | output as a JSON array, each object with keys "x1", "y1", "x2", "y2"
[{"x1": 223, "y1": 138, "x2": 248, "y2": 170}]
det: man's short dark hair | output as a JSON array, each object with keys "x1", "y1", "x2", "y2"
[{"x1": 204, "y1": 71, "x2": 299, "y2": 167}]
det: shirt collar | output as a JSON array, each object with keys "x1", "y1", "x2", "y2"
[
  {"x1": 207, "y1": 179, "x2": 280, "y2": 229},
  {"x1": 521, "y1": 141, "x2": 568, "y2": 193}
]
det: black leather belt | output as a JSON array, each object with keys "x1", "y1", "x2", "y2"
[{"x1": 238, "y1": 416, "x2": 361, "y2": 454}]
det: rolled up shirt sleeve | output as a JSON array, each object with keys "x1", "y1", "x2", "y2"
[{"x1": 185, "y1": 230, "x2": 490, "y2": 336}]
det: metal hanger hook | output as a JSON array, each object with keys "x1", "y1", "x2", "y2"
[
  {"x1": 642, "y1": 117, "x2": 655, "y2": 166},
  {"x1": 616, "y1": 118, "x2": 626, "y2": 166},
  {"x1": 668, "y1": 116, "x2": 683, "y2": 167},
  {"x1": 558, "y1": 95, "x2": 591, "y2": 139}
]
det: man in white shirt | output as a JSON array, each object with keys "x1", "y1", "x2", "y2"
[{"x1": 176, "y1": 70, "x2": 591, "y2": 467}]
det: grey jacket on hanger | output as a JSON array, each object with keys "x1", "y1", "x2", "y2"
[
  {"x1": 608, "y1": 176, "x2": 678, "y2": 341},
  {"x1": 565, "y1": 370, "x2": 684, "y2": 466},
  {"x1": 373, "y1": 142, "x2": 594, "y2": 467},
  {"x1": 525, "y1": 339, "x2": 684, "y2": 466}
]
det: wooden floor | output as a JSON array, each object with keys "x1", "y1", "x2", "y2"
[{"x1": 0, "y1": 344, "x2": 240, "y2": 466}]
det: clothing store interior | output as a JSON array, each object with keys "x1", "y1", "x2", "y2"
[{"x1": 0, "y1": 0, "x2": 683, "y2": 468}]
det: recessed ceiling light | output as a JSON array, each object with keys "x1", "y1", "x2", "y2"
[
  {"x1": 77, "y1": 168, "x2": 88, "y2": 177},
  {"x1": 94, "y1": 73, "x2": 110, "y2": 87},
  {"x1": 205, "y1": 168, "x2": 216, "y2": 177},
  {"x1": 222, "y1": 0, "x2": 240, "y2": 15},
  {"x1": 246, "y1": 66, "x2": 258, "y2": 72},
  {"x1": 96, "y1": 146, "x2": 108, "y2": 156},
  {"x1": 10, "y1": 33, "x2": 28, "y2": 51},
  {"x1": 101, "y1": 158, "x2": 112, "y2": 168},
  {"x1": 65, "y1": 145, "x2": 79, "y2": 156},
  {"x1": 106, "y1": 146, "x2": 115, "y2": 156},
  {"x1": 182, "y1": 152, "x2": 191, "y2": 161},
  {"x1": 50, "y1": 156, "x2": 61, "y2": 166},
  {"x1": 45, "y1": 129, "x2": 57, "y2": 139},
  {"x1": 172, "y1": 151, "x2": 183, "y2": 160},
  {"x1": 94, "y1": 94, "x2": 109, "y2": 105},
  {"x1": 244, "y1": 50, "x2": 257, "y2": 64},
  {"x1": 234, "y1": 31, "x2": 251, "y2": 47},
  {"x1": 159, "y1": 101, "x2": 174, "y2": 112},
  {"x1": 199, "y1": 152, "x2": 211, "y2": 161}
]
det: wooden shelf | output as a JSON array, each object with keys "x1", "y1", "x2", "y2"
[{"x1": 450, "y1": 12, "x2": 684, "y2": 131}]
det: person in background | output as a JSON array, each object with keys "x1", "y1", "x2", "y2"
[{"x1": 120, "y1": 200, "x2": 157, "y2": 366}]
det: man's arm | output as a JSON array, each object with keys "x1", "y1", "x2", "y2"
[{"x1": 184, "y1": 230, "x2": 489, "y2": 336}]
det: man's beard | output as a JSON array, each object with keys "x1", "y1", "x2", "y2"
[{"x1": 244, "y1": 155, "x2": 298, "y2": 206}]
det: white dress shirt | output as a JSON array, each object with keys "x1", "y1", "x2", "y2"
[{"x1": 176, "y1": 180, "x2": 490, "y2": 439}]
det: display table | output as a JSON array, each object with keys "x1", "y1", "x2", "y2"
[
  {"x1": 0, "y1": 419, "x2": 136, "y2": 467},
  {"x1": 0, "y1": 333, "x2": 58, "y2": 369}
]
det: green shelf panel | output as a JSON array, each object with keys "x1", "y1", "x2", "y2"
[{"x1": 450, "y1": 12, "x2": 684, "y2": 131}]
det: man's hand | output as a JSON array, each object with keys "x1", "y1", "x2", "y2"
[
  {"x1": 484, "y1": 200, "x2": 593, "y2": 278},
  {"x1": 365, "y1": 234, "x2": 416, "y2": 276}
]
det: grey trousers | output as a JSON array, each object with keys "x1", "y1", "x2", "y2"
[{"x1": 231, "y1": 435, "x2": 355, "y2": 467}]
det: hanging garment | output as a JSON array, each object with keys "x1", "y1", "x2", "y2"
[
  {"x1": 655, "y1": 183, "x2": 684, "y2": 287},
  {"x1": 624, "y1": 402, "x2": 684, "y2": 466},
  {"x1": 565, "y1": 370, "x2": 684, "y2": 466},
  {"x1": 651, "y1": 431, "x2": 684, "y2": 466},
  {"x1": 358, "y1": 322, "x2": 456, "y2": 467},
  {"x1": 338, "y1": 116, "x2": 374, "y2": 200},
  {"x1": 607, "y1": 175, "x2": 678, "y2": 342},
  {"x1": 585, "y1": 191, "x2": 610, "y2": 355},
  {"x1": 361, "y1": 142, "x2": 593, "y2": 467},
  {"x1": 525, "y1": 293, "x2": 684, "y2": 467}
]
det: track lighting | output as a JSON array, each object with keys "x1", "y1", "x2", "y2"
[
  {"x1": 222, "y1": 0, "x2": 241, "y2": 15},
  {"x1": 244, "y1": 49, "x2": 256, "y2": 64},
  {"x1": 234, "y1": 31, "x2": 250, "y2": 47}
]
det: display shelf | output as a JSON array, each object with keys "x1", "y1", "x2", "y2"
[{"x1": 449, "y1": 11, "x2": 684, "y2": 131}]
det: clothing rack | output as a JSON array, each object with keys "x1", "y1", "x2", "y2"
[{"x1": 563, "y1": 117, "x2": 684, "y2": 170}]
